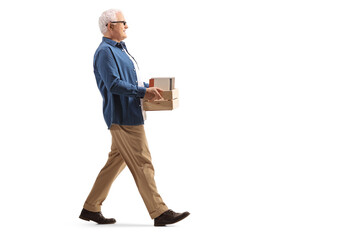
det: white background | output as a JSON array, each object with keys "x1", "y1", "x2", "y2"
[{"x1": 0, "y1": 0, "x2": 359, "y2": 239}]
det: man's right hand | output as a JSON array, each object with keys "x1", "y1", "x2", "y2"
[{"x1": 144, "y1": 87, "x2": 164, "y2": 101}]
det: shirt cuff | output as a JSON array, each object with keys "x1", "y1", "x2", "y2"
[{"x1": 137, "y1": 86, "x2": 147, "y2": 98}]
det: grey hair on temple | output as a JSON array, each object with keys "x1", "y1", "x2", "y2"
[{"x1": 98, "y1": 9, "x2": 122, "y2": 34}]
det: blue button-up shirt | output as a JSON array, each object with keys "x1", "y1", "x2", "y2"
[{"x1": 94, "y1": 37, "x2": 149, "y2": 128}]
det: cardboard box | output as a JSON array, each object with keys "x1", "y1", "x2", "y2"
[
  {"x1": 143, "y1": 89, "x2": 179, "y2": 111},
  {"x1": 143, "y1": 99, "x2": 179, "y2": 111},
  {"x1": 160, "y1": 88, "x2": 179, "y2": 101}
]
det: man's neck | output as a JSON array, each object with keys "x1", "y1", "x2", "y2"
[{"x1": 103, "y1": 34, "x2": 121, "y2": 43}]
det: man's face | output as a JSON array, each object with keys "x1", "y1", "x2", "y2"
[{"x1": 110, "y1": 12, "x2": 128, "y2": 41}]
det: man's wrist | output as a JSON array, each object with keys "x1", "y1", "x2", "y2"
[{"x1": 137, "y1": 86, "x2": 147, "y2": 98}]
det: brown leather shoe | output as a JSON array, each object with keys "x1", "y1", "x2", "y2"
[
  {"x1": 79, "y1": 208, "x2": 116, "y2": 224},
  {"x1": 154, "y1": 209, "x2": 190, "y2": 226}
]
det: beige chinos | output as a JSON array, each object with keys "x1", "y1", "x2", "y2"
[{"x1": 83, "y1": 124, "x2": 168, "y2": 219}]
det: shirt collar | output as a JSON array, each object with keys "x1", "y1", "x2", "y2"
[{"x1": 102, "y1": 37, "x2": 126, "y2": 49}]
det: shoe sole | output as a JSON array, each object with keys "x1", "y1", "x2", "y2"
[
  {"x1": 154, "y1": 212, "x2": 190, "y2": 227},
  {"x1": 79, "y1": 216, "x2": 116, "y2": 224},
  {"x1": 79, "y1": 216, "x2": 90, "y2": 221}
]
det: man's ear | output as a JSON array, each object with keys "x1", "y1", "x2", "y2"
[{"x1": 107, "y1": 23, "x2": 113, "y2": 31}]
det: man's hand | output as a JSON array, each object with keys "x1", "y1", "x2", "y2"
[{"x1": 144, "y1": 87, "x2": 164, "y2": 101}]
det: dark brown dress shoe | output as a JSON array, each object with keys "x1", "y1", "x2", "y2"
[
  {"x1": 154, "y1": 209, "x2": 190, "y2": 226},
  {"x1": 79, "y1": 208, "x2": 116, "y2": 224}
]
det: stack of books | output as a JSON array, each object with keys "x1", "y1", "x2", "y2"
[{"x1": 144, "y1": 77, "x2": 179, "y2": 111}]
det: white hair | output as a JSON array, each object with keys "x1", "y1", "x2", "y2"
[{"x1": 98, "y1": 9, "x2": 122, "y2": 34}]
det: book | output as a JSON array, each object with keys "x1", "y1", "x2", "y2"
[{"x1": 149, "y1": 77, "x2": 175, "y2": 90}]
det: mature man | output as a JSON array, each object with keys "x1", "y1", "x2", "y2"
[{"x1": 79, "y1": 9, "x2": 189, "y2": 227}]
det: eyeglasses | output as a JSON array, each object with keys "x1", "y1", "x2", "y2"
[{"x1": 106, "y1": 21, "x2": 127, "y2": 26}]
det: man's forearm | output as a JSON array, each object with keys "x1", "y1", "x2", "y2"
[{"x1": 108, "y1": 79, "x2": 146, "y2": 98}]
